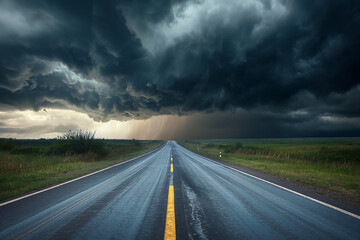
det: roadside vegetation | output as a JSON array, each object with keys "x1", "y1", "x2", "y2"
[
  {"x1": 179, "y1": 138, "x2": 360, "y2": 204},
  {"x1": 0, "y1": 131, "x2": 163, "y2": 201}
]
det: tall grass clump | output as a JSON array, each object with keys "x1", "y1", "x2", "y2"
[
  {"x1": 218, "y1": 143, "x2": 243, "y2": 153},
  {"x1": 49, "y1": 130, "x2": 108, "y2": 157}
]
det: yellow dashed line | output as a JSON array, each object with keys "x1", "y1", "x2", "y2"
[
  {"x1": 165, "y1": 149, "x2": 176, "y2": 239},
  {"x1": 164, "y1": 185, "x2": 176, "y2": 240}
]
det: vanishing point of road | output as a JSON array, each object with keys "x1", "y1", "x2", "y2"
[{"x1": 0, "y1": 141, "x2": 359, "y2": 239}]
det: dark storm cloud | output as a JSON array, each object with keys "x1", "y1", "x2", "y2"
[
  {"x1": 0, "y1": 0, "x2": 359, "y2": 135},
  {"x1": 155, "y1": 0, "x2": 360, "y2": 112}
]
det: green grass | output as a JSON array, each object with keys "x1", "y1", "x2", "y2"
[
  {"x1": 179, "y1": 138, "x2": 360, "y2": 203},
  {"x1": 1, "y1": 130, "x2": 109, "y2": 157},
  {"x1": 0, "y1": 138, "x2": 163, "y2": 201}
]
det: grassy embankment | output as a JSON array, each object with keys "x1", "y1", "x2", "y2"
[
  {"x1": 0, "y1": 131, "x2": 163, "y2": 201},
  {"x1": 179, "y1": 138, "x2": 360, "y2": 203}
]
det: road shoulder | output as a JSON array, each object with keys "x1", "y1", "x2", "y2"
[{"x1": 180, "y1": 144, "x2": 360, "y2": 216}]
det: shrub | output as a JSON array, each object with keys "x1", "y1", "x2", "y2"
[
  {"x1": 223, "y1": 143, "x2": 243, "y2": 153},
  {"x1": 49, "y1": 130, "x2": 108, "y2": 157},
  {"x1": 205, "y1": 143, "x2": 215, "y2": 148},
  {"x1": 133, "y1": 139, "x2": 141, "y2": 147},
  {"x1": 0, "y1": 139, "x2": 15, "y2": 151}
]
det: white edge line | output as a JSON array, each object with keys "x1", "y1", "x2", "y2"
[
  {"x1": 0, "y1": 144, "x2": 165, "y2": 207},
  {"x1": 178, "y1": 143, "x2": 360, "y2": 220}
]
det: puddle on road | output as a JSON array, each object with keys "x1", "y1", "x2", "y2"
[{"x1": 183, "y1": 183, "x2": 208, "y2": 240}]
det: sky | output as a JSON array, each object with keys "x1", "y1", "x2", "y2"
[{"x1": 0, "y1": 0, "x2": 359, "y2": 139}]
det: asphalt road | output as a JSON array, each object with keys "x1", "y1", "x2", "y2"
[
  {"x1": 172, "y1": 142, "x2": 360, "y2": 239},
  {"x1": 0, "y1": 141, "x2": 359, "y2": 239},
  {"x1": 0, "y1": 142, "x2": 171, "y2": 240}
]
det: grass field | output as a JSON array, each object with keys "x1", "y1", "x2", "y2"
[
  {"x1": 179, "y1": 138, "x2": 360, "y2": 203},
  {"x1": 0, "y1": 136, "x2": 163, "y2": 201}
]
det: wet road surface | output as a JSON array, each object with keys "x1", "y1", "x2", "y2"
[
  {"x1": 172, "y1": 142, "x2": 360, "y2": 240},
  {"x1": 0, "y1": 142, "x2": 171, "y2": 240},
  {"x1": 1, "y1": 141, "x2": 359, "y2": 239}
]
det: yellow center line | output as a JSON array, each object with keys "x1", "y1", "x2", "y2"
[
  {"x1": 164, "y1": 150, "x2": 176, "y2": 240},
  {"x1": 164, "y1": 185, "x2": 176, "y2": 240}
]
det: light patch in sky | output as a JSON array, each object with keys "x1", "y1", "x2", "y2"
[
  {"x1": 319, "y1": 115, "x2": 360, "y2": 127},
  {"x1": 52, "y1": 62, "x2": 111, "y2": 95},
  {"x1": 0, "y1": 109, "x2": 95, "y2": 139},
  {"x1": 289, "y1": 110, "x2": 309, "y2": 117},
  {"x1": 0, "y1": 1, "x2": 57, "y2": 41},
  {"x1": 0, "y1": 109, "x2": 182, "y2": 139},
  {"x1": 133, "y1": 0, "x2": 287, "y2": 54}
]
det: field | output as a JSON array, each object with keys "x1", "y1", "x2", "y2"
[
  {"x1": 0, "y1": 135, "x2": 163, "y2": 201},
  {"x1": 179, "y1": 138, "x2": 360, "y2": 204}
]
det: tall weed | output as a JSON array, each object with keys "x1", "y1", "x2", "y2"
[{"x1": 49, "y1": 130, "x2": 108, "y2": 157}]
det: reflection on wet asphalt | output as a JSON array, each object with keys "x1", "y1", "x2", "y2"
[
  {"x1": 0, "y1": 143, "x2": 171, "y2": 240},
  {"x1": 172, "y1": 142, "x2": 360, "y2": 240}
]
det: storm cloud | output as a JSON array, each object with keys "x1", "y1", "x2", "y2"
[{"x1": 0, "y1": 0, "x2": 359, "y2": 137}]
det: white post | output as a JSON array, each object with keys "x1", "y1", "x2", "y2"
[{"x1": 220, "y1": 152, "x2": 221, "y2": 158}]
